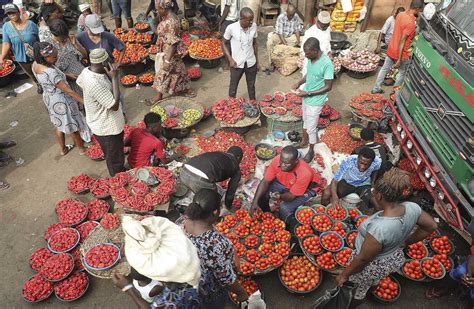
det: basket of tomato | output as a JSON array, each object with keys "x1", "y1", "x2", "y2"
[
  {"x1": 371, "y1": 275, "x2": 401, "y2": 303},
  {"x1": 120, "y1": 74, "x2": 138, "y2": 87},
  {"x1": 0, "y1": 59, "x2": 16, "y2": 88},
  {"x1": 138, "y1": 72, "x2": 154, "y2": 86},
  {"x1": 278, "y1": 255, "x2": 323, "y2": 294}
]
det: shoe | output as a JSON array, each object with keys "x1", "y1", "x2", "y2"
[{"x1": 371, "y1": 88, "x2": 384, "y2": 94}]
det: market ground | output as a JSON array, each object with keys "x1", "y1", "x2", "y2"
[{"x1": 0, "y1": 12, "x2": 469, "y2": 309}]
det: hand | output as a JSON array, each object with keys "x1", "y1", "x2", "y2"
[
  {"x1": 162, "y1": 61, "x2": 171, "y2": 72},
  {"x1": 332, "y1": 197, "x2": 340, "y2": 208},
  {"x1": 112, "y1": 273, "x2": 130, "y2": 289},
  {"x1": 104, "y1": 62, "x2": 118, "y2": 79},
  {"x1": 393, "y1": 61, "x2": 401, "y2": 69},
  {"x1": 294, "y1": 89, "x2": 309, "y2": 97},
  {"x1": 375, "y1": 47, "x2": 381, "y2": 54},
  {"x1": 256, "y1": 62, "x2": 261, "y2": 72},
  {"x1": 335, "y1": 273, "x2": 348, "y2": 287},
  {"x1": 250, "y1": 203, "x2": 258, "y2": 218},
  {"x1": 229, "y1": 59, "x2": 238, "y2": 68}
]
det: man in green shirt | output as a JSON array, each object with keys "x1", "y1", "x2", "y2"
[{"x1": 292, "y1": 37, "x2": 334, "y2": 162}]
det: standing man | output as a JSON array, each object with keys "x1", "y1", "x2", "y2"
[
  {"x1": 77, "y1": 48, "x2": 125, "y2": 176},
  {"x1": 266, "y1": 4, "x2": 303, "y2": 65},
  {"x1": 180, "y1": 147, "x2": 243, "y2": 210},
  {"x1": 375, "y1": 7, "x2": 406, "y2": 54},
  {"x1": 292, "y1": 38, "x2": 334, "y2": 163},
  {"x1": 372, "y1": 0, "x2": 424, "y2": 94},
  {"x1": 222, "y1": 7, "x2": 259, "y2": 102},
  {"x1": 299, "y1": 10, "x2": 331, "y2": 76},
  {"x1": 219, "y1": 0, "x2": 240, "y2": 34},
  {"x1": 111, "y1": 0, "x2": 133, "y2": 29}
]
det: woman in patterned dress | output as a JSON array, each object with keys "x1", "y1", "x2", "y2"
[
  {"x1": 183, "y1": 189, "x2": 249, "y2": 308},
  {"x1": 32, "y1": 42, "x2": 87, "y2": 156},
  {"x1": 335, "y1": 168, "x2": 438, "y2": 308},
  {"x1": 46, "y1": 19, "x2": 87, "y2": 95},
  {"x1": 147, "y1": 0, "x2": 195, "y2": 105}
]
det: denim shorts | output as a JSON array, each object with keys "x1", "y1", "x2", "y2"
[{"x1": 112, "y1": 0, "x2": 132, "y2": 18}]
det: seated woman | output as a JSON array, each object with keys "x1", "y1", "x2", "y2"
[
  {"x1": 336, "y1": 168, "x2": 438, "y2": 308},
  {"x1": 32, "y1": 42, "x2": 87, "y2": 156},
  {"x1": 183, "y1": 189, "x2": 249, "y2": 307},
  {"x1": 112, "y1": 215, "x2": 201, "y2": 308},
  {"x1": 125, "y1": 113, "x2": 184, "y2": 168}
]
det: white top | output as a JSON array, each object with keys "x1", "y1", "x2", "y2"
[
  {"x1": 76, "y1": 68, "x2": 125, "y2": 136},
  {"x1": 301, "y1": 25, "x2": 331, "y2": 55},
  {"x1": 221, "y1": 0, "x2": 240, "y2": 22},
  {"x1": 224, "y1": 21, "x2": 258, "y2": 68},
  {"x1": 381, "y1": 16, "x2": 395, "y2": 44},
  {"x1": 184, "y1": 164, "x2": 209, "y2": 180},
  {"x1": 132, "y1": 279, "x2": 162, "y2": 303}
]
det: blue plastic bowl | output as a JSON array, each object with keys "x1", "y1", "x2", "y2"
[{"x1": 273, "y1": 131, "x2": 285, "y2": 141}]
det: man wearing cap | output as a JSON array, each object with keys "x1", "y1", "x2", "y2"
[
  {"x1": 299, "y1": 11, "x2": 331, "y2": 76},
  {"x1": 76, "y1": 14, "x2": 126, "y2": 66},
  {"x1": 266, "y1": 4, "x2": 303, "y2": 66},
  {"x1": 76, "y1": 48, "x2": 125, "y2": 177}
]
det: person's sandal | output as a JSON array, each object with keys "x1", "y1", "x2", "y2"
[
  {"x1": 61, "y1": 144, "x2": 75, "y2": 156},
  {"x1": 0, "y1": 140, "x2": 16, "y2": 149},
  {"x1": 0, "y1": 181, "x2": 10, "y2": 190}
]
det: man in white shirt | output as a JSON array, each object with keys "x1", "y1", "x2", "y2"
[
  {"x1": 375, "y1": 7, "x2": 405, "y2": 53},
  {"x1": 219, "y1": 0, "x2": 240, "y2": 34},
  {"x1": 299, "y1": 11, "x2": 331, "y2": 76},
  {"x1": 266, "y1": 4, "x2": 303, "y2": 65},
  {"x1": 77, "y1": 48, "x2": 125, "y2": 176},
  {"x1": 222, "y1": 7, "x2": 259, "y2": 102}
]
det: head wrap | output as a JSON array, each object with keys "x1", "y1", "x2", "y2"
[
  {"x1": 39, "y1": 43, "x2": 55, "y2": 57},
  {"x1": 89, "y1": 48, "x2": 109, "y2": 64},
  {"x1": 158, "y1": 0, "x2": 174, "y2": 9},
  {"x1": 122, "y1": 216, "x2": 201, "y2": 287}
]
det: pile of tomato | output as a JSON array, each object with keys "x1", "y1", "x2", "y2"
[
  {"x1": 0, "y1": 59, "x2": 14, "y2": 77},
  {"x1": 215, "y1": 209, "x2": 290, "y2": 276},
  {"x1": 139, "y1": 72, "x2": 154, "y2": 85},
  {"x1": 195, "y1": 131, "x2": 256, "y2": 180},
  {"x1": 320, "y1": 122, "x2": 384, "y2": 154},
  {"x1": 279, "y1": 255, "x2": 321, "y2": 292},
  {"x1": 188, "y1": 38, "x2": 223, "y2": 59},
  {"x1": 187, "y1": 67, "x2": 201, "y2": 79}
]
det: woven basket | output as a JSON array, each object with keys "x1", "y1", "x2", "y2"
[
  {"x1": 218, "y1": 113, "x2": 261, "y2": 128},
  {"x1": 80, "y1": 224, "x2": 130, "y2": 279},
  {"x1": 151, "y1": 96, "x2": 204, "y2": 129}
]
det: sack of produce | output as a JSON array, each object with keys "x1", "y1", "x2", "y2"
[{"x1": 271, "y1": 45, "x2": 300, "y2": 76}]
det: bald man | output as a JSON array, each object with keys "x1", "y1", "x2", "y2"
[{"x1": 266, "y1": 4, "x2": 303, "y2": 65}]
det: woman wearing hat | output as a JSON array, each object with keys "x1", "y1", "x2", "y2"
[
  {"x1": 0, "y1": 3, "x2": 41, "y2": 92},
  {"x1": 183, "y1": 189, "x2": 249, "y2": 307},
  {"x1": 112, "y1": 216, "x2": 201, "y2": 308},
  {"x1": 32, "y1": 42, "x2": 87, "y2": 156},
  {"x1": 147, "y1": 0, "x2": 195, "y2": 105}
]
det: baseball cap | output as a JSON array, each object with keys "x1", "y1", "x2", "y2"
[
  {"x1": 85, "y1": 14, "x2": 104, "y2": 34},
  {"x1": 89, "y1": 48, "x2": 109, "y2": 64},
  {"x1": 4, "y1": 3, "x2": 20, "y2": 14},
  {"x1": 318, "y1": 11, "x2": 331, "y2": 24}
]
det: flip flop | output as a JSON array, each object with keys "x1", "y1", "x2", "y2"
[
  {"x1": 0, "y1": 140, "x2": 16, "y2": 149},
  {"x1": 61, "y1": 144, "x2": 75, "y2": 156},
  {"x1": 0, "y1": 181, "x2": 9, "y2": 190},
  {"x1": 425, "y1": 286, "x2": 447, "y2": 300}
]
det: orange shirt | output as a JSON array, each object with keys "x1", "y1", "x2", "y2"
[
  {"x1": 264, "y1": 156, "x2": 322, "y2": 196},
  {"x1": 387, "y1": 12, "x2": 416, "y2": 61}
]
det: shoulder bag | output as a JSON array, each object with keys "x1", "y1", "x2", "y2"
[{"x1": 10, "y1": 21, "x2": 34, "y2": 58}]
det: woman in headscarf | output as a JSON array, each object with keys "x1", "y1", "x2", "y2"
[
  {"x1": 46, "y1": 19, "x2": 87, "y2": 95},
  {"x1": 335, "y1": 168, "x2": 438, "y2": 308},
  {"x1": 32, "y1": 42, "x2": 87, "y2": 156},
  {"x1": 146, "y1": 0, "x2": 195, "y2": 105},
  {"x1": 112, "y1": 216, "x2": 201, "y2": 308},
  {"x1": 183, "y1": 189, "x2": 249, "y2": 308}
]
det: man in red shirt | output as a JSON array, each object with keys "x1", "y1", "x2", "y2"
[
  {"x1": 371, "y1": 0, "x2": 424, "y2": 94},
  {"x1": 126, "y1": 113, "x2": 183, "y2": 168},
  {"x1": 251, "y1": 146, "x2": 323, "y2": 222}
]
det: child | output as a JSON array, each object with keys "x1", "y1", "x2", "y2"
[{"x1": 130, "y1": 267, "x2": 164, "y2": 303}]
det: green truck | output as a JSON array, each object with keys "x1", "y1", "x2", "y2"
[{"x1": 389, "y1": 0, "x2": 473, "y2": 235}]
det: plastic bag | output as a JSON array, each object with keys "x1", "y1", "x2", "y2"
[
  {"x1": 241, "y1": 290, "x2": 266, "y2": 309},
  {"x1": 312, "y1": 282, "x2": 356, "y2": 309}
]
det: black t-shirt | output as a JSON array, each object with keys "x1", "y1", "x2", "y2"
[{"x1": 187, "y1": 152, "x2": 241, "y2": 208}]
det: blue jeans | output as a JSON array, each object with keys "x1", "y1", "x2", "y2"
[
  {"x1": 258, "y1": 180, "x2": 316, "y2": 222},
  {"x1": 112, "y1": 0, "x2": 132, "y2": 18},
  {"x1": 372, "y1": 56, "x2": 409, "y2": 91}
]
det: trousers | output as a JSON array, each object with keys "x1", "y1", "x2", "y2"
[
  {"x1": 95, "y1": 131, "x2": 125, "y2": 177},
  {"x1": 229, "y1": 63, "x2": 257, "y2": 100},
  {"x1": 372, "y1": 56, "x2": 409, "y2": 91}
]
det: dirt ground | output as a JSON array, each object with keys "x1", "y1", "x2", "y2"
[{"x1": 0, "y1": 3, "x2": 469, "y2": 309}]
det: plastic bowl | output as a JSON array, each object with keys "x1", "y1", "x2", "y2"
[
  {"x1": 22, "y1": 274, "x2": 54, "y2": 303},
  {"x1": 404, "y1": 242, "x2": 429, "y2": 260},
  {"x1": 273, "y1": 130, "x2": 285, "y2": 141},
  {"x1": 41, "y1": 253, "x2": 75, "y2": 282},
  {"x1": 300, "y1": 235, "x2": 323, "y2": 255},
  {"x1": 278, "y1": 255, "x2": 323, "y2": 295},
  {"x1": 320, "y1": 231, "x2": 345, "y2": 252},
  {"x1": 325, "y1": 204, "x2": 349, "y2": 221},
  {"x1": 54, "y1": 272, "x2": 90, "y2": 302},
  {"x1": 254, "y1": 143, "x2": 276, "y2": 161},
  {"x1": 345, "y1": 230, "x2": 359, "y2": 249},
  {"x1": 295, "y1": 206, "x2": 317, "y2": 225},
  {"x1": 83, "y1": 243, "x2": 121, "y2": 272},
  {"x1": 334, "y1": 247, "x2": 353, "y2": 268},
  {"x1": 428, "y1": 237, "x2": 455, "y2": 255},
  {"x1": 401, "y1": 259, "x2": 427, "y2": 282},
  {"x1": 311, "y1": 214, "x2": 334, "y2": 233},
  {"x1": 370, "y1": 275, "x2": 401, "y2": 304},
  {"x1": 420, "y1": 257, "x2": 446, "y2": 280},
  {"x1": 47, "y1": 227, "x2": 80, "y2": 254}
]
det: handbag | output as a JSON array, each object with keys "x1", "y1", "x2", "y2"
[{"x1": 10, "y1": 22, "x2": 34, "y2": 58}]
